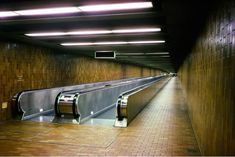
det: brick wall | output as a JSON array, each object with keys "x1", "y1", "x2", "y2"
[{"x1": 178, "y1": 0, "x2": 235, "y2": 155}]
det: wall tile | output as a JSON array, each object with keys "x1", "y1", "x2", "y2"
[{"x1": 178, "y1": 0, "x2": 235, "y2": 155}]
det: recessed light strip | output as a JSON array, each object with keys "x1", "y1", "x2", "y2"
[
  {"x1": 61, "y1": 40, "x2": 165, "y2": 46},
  {"x1": 0, "y1": 11, "x2": 19, "y2": 17},
  {"x1": 160, "y1": 55, "x2": 171, "y2": 57},
  {"x1": 61, "y1": 42, "x2": 93, "y2": 46},
  {"x1": 79, "y1": 2, "x2": 153, "y2": 12},
  {"x1": 128, "y1": 40, "x2": 165, "y2": 44},
  {"x1": 116, "y1": 53, "x2": 146, "y2": 55},
  {"x1": 112, "y1": 28, "x2": 161, "y2": 33},
  {"x1": 116, "y1": 52, "x2": 170, "y2": 55},
  {"x1": 25, "y1": 30, "x2": 113, "y2": 37},
  {"x1": 1, "y1": 2, "x2": 152, "y2": 18},
  {"x1": 25, "y1": 32, "x2": 67, "y2": 37},
  {"x1": 25, "y1": 28, "x2": 161, "y2": 37},
  {"x1": 95, "y1": 41, "x2": 128, "y2": 45},
  {"x1": 146, "y1": 52, "x2": 169, "y2": 55},
  {"x1": 67, "y1": 30, "x2": 112, "y2": 35},
  {"x1": 15, "y1": 7, "x2": 81, "y2": 16}
]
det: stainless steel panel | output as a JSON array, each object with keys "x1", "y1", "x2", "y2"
[
  {"x1": 72, "y1": 76, "x2": 166, "y2": 123},
  {"x1": 15, "y1": 77, "x2": 140, "y2": 120},
  {"x1": 114, "y1": 77, "x2": 170, "y2": 127}
]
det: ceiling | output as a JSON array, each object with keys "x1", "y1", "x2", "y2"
[{"x1": 0, "y1": 0, "x2": 211, "y2": 72}]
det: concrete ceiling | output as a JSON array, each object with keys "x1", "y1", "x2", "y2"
[{"x1": 0, "y1": 0, "x2": 211, "y2": 72}]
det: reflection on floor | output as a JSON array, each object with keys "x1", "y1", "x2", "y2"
[
  {"x1": 28, "y1": 112, "x2": 55, "y2": 123},
  {"x1": 0, "y1": 78, "x2": 201, "y2": 156}
]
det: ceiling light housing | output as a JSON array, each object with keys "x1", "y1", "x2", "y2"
[
  {"x1": 112, "y1": 28, "x2": 161, "y2": 33},
  {"x1": 1, "y1": 2, "x2": 153, "y2": 18},
  {"x1": 128, "y1": 40, "x2": 165, "y2": 44},
  {"x1": 61, "y1": 42, "x2": 93, "y2": 46},
  {"x1": 0, "y1": 11, "x2": 19, "y2": 17},
  {"x1": 25, "y1": 27, "x2": 161, "y2": 37},
  {"x1": 117, "y1": 52, "x2": 170, "y2": 56},
  {"x1": 79, "y1": 2, "x2": 153, "y2": 12},
  {"x1": 145, "y1": 52, "x2": 170, "y2": 55},
  {"x1": 67, "y1": 30, "x2": 112, "y2": 35},
  {"x1": 26, "y1": 32, "x2": 66, "y2": 37},
  {"x1": 61, "y1": 40, "x2": 166, "y2": 46},
  {"x1": 94, "y1": 41, "x2": 127, "y2": 45},
  {"x1": 15, "y1": 7, "x2": 80, "y2": 16}
]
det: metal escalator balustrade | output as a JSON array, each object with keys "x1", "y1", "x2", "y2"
[
  {"x1": 115, "y1": 77, "x2": 171, "y2": 127},
  {"x1": 12, "y1": 77, "x2": 140, "y2": 120},
  {"x1": 55, "y1": 76, "x2": 167, "y2": 124},
  {"x1": 12, "y1": 75, "x2": 169, "y2": 125}
]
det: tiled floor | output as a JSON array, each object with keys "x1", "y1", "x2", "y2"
[{"x1": 0, "y1": 78, "x2": 200, "y2": 156}]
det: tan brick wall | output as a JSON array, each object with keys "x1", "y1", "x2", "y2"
[{"x1": 178, "y1": 0, "x2": 235, "y2": 155}]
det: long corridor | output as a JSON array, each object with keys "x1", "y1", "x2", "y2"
[{"x1": 0, "y1": 78, "x2": 200, "y2": 156}]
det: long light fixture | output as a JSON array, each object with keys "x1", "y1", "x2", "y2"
[
  {"x1": 128, "y1": 40, "x2": 165, "y2": 44},
  {"x1": 61, "y1": 42, "x2": 94, "y2": 46},
  {"x1": 25, "y1": 28, "x2": 161, "y2": 37},
  {"x1": 61, "y1": 40, "x2": 165, "y2": 46},
  {"x1": 112, "y1": 28, "x2": 161, "y2": 33},
  {"x1": 25, "y1": 32, "x2": 66, "y2": 37},
  {"x1": 78, "y1": 2, "x2": 153, "y2": 12},
  {"x1": 1, "y1": 2, "x2": 153, "y2": 18},
  {"x1": 66, "y1": 30, "x2": 112, "y2": 35},
  {"x1": 15, "y1": 7, "x2": 80, "y2": 16},
  {"x1": 117, "y1": 54, "x2": 170, "y2": 57},
  {"x1": 94, "y1": 41, "x2": 128, "y2": 45},
  {"x1": 160, "y1": 55, "x2": 171, "y2": 57},
  {"x1": 116, "y1": 53, "x2": 146, "y2": 55},
  {"x1": 61, "y1": 41, "x2": 127, "y2": 46},
  {"x1": 116, "y1": 52, "x2": 170, "y2": 55},
  {"x1": 145, "y1": 52, "x2": 169, "y2": 55},
  {"x1": 25, "y1": 30, "x2": 112, "y2": 37},
  {"x1": 0, "y1": 11, "x2": 19, "y2": 17}
]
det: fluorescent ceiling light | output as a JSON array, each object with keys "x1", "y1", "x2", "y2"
[
  {"x1": 128, "y1": 40, "x2": 165, "y2": 44},
  {"x1": 117, "y1": 52, "x2": 170, "y2": 55},
  {"x1": 160, "y1": 55, "x2": 170, "y2": 57},
  {"x1": 0, "y1": 11, "x2": 19, "y2": 17},
  {"x1": 61, "y1": 41, "x2": 127, "y2": 46},
  {"x1": 126, "y1": 55, "x2": 170, "y2": 58},
  {"x1": 145, "y1": 52, "x2": 169, "y2": 55},
  {"x1": 95, "y1": 41, "x2": 127, "y2": 45},
  {"x1": 67, "y1": 30, "x2": 112, "y2": 35},
  {"x1": 25, "y1": 27, "x2": 161, "y2": 37},
  {"x1": 61, "y1": 42, "x2": 93, "y2": 46},
  {"x1": 79, "y1": 2, "x2": 153, "y2": 12},
  {"x1": 1, "y1": 2, "x2": 152, "y2": 18},
  {"x1": 26, "y1": 32, "x2": 66, "y2": 37},
  {"x1": 116, "y1": 53, "x2": 146, "y2": 55},
  {"x1": 112, "y1": 28, "x2": 161, "y2": 33},
  {"x1": 26, "y1": 30, "x2": 112, "y2": 37},
  {"x1": 15, "y1": 7, "x2": 80, "y2": 16},
  {"x1": 61, "y1": 40, "x2": 165, "y2": 46}
]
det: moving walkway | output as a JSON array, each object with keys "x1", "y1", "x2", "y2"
[{"x1": 12, "y1": 75, "x2": 170, "y2": 127}]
